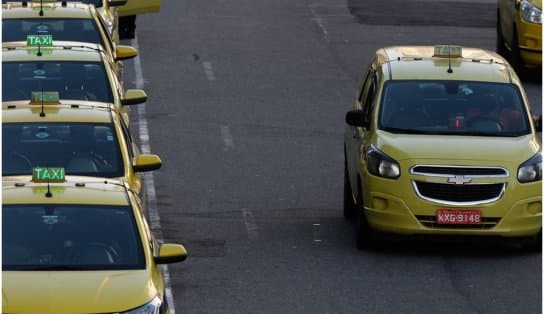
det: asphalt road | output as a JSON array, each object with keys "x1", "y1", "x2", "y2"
[{"x1": 124, "y1": 0, "x2": 542, "y2": 313}]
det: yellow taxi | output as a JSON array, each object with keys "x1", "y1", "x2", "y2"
[
  {"x1": 2, "y1": 0, "x2": 137, "y2": 74},
  {"x1": 3, "y1": 36, "x2": 147, "y2": 122},
  {"x1": 2, "y1": 173, "x2": 187, "y2": 314},
  {"x1": 3, "y1": 93, "x2": 161, "y2": 194},
  {"x1": 497, "y1": 0, "x2": 542, "y2": 72},
  {"x1": 344, "y1": 45, "x2": 542, "y2": 249}
]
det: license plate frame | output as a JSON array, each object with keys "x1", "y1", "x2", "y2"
[{"x1": 436, "y1": 209, "x2": 482, "y2": 225}]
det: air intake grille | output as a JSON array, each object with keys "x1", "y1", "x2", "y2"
[
  {"x1": 414, "y1": 181, "x2": 504, "y2": 203},
  {"x1": 411, "y1": 166, "x2": 508, "y2": 176}
]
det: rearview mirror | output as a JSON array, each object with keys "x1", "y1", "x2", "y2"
[
  {"x1": 108, "y1": 0, "x2": 128, "y2": 7},
  {"x1": 121, "y1": 89, "x2": 147, "y2": 106},
  {"x1": 133, "y1": 154, "x2": 161, "y2": 172},
  {"x1": 115, "y1": 45, "x2": 137, "y2": 61},
  {"x1": 346, "y1": 110, "x2": 368, "y2": 128},
  {"x1": 154, "y1": 244, "x2": 187, "y2": 264}
]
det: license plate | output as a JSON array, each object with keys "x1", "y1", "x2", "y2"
[{"x1": 436, "y1": 209, "x2": 482, "y2": 225}]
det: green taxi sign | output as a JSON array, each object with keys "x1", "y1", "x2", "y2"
[
  {"x1": 30, "y1": 91, "x2": 60, "y2": 105},
  {"x1": 434, "y1": 45, "x2": 462, "y2": 58},
  {"x1": 33, "y1": 167, "x2": 65, "y2": 183},
  {"x1": 27, "y1": 35, "x2": 53, "y2": 47}
]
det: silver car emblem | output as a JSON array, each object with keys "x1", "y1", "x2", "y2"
[{"x1": 447, "y1": 175, "x2": 472, "y2": 185}]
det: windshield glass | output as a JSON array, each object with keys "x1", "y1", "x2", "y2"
[
  {"x1": 2, "y1": 18, "x2": 104, "y2": 45},
  {"x1": 3, "y1": 205, "x2": 144, "y2": 270},
  {"x1": 2, "y1": 61, "x2": 113, "y2": 102},
  {"x1": 3, "y1": 122, "x2": 124, "y2": 177},
  {"x1": 379, "y1": 81, "x2": 530, "y2": 137}
]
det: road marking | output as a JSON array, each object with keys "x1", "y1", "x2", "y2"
[
  {"x1": 220, "y1": 125, "x2": 234, "y2": 151},
  {"x1": 131, "y1": 35, "x2": 177, "y2": 314},
  {"x1": 242, "y1": 208, "x2": 259, "y2": 241},
  {"x1": 202, "y1": 61, "x2": 216, "y2": 81},
  {"x1": 309, "y1": 4, "x2": 329, "y2": 41}
]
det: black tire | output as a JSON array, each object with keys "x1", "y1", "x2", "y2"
[
  {"x1": 525, "y1": 230, "x2": 542, "y2": 252},
  {"x1": 343, "y1": 157, "x2": 356, "y2": 220},
  {"x1": 355, "y1": 183, "x2": 378, "y2": 250},
  {"x1": 496, "y1": 12, "x2": 508, "y2": 58},
  {"x1": 511, "y1": 28, "x2": 526, "y2": 78}
]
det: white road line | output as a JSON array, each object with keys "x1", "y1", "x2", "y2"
[
  {"x1": 202, "y1": 61, "x2": 216, "y2": 81},
  {"x1": 131, "y1": 36, "x2": 177, "y2": 314},
  {"x1": 242, "y1": 208, "x2": 259, "y2": 241},
  {"x1": 220, "y1": 125, "x2": 234, "y2": 151},
  {"x1": 309, "y1": 4, "x2": 329, "y2": 41}
]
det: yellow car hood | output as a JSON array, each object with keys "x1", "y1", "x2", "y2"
[
  {"x1": 3, "y1": 270, "x2": 156, "y2": 314},
  {"x1": 376, "y1": 130, "x2": 539, "y2": 163},
  {"x1": 527, "y1": 0, "x2": 542, "y2": 9}
]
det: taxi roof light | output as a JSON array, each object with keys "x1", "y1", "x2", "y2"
[
  {"x1": 32, "y1": 167, "x2": 65, "y2": 183},
  {"x1": 433, "y1": 45, "x2": 462, "y2": 58},
  {"x1": 30, "y1": 91, "x2": 60, "y2": 106}
]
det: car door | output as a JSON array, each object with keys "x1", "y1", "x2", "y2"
[
  {"x1": 118, "y1": 0, "x2": 160, "y2": 16},
  {"x1": 346, "y1": 66, "x2": 378, "y2": 192}
]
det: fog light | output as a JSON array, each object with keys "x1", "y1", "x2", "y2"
[
  {"x1": 524, "y1": 38, "x2": 538, "y2": 49},
  {"x1": 372, "y1": 197, "x2": 388, "y2": 210},
  {"x1": 527, "y1": 201, "x2": 542, "y2": 214}
]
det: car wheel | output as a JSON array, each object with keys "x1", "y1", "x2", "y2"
[
  {"x1": 496, "y1": 12, "x2": 508, "y2": 57},
  {"x1": 355, "y1": 183, "x2": 378, "y2": 250},
  {"x1": 343, "y1": 154, "x2": 356, "y2": 220},
  {"x1": 511, "y1": 28, "x2": 526, "y2": 77}
]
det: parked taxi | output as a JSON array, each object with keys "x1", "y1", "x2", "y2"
[
  {"x1": 3, "y1": 35, "x2": 147, "y2": 122},
  {"x1": 3, "y1": 92, "x2": 160, "y2": 193},
  {"x1": 344, "y1": 45, "x2": 542, "y2": 249},
  {"x1": 2, "y1": 0, "x2": 137, "y2": 74},
  {"x1": 3, "y1": 173, "x2": 186, "y2": 314}
]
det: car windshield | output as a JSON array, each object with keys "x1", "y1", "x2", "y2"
[
  {"x1": 2, "y1": 61, "x2": 114, "y2": 102},
  {"x1": 379, "y1": 81, "x2": 531, "y2": 137},
  {"x1": 3, "y1": 205, "x2": 144, "y2": 270},
  {"x1": 3, "y1": 122, "x2": 124, "y2": 177},
  {"x1": 2, "y1": 18, "x2": 104, "y2": 46}
]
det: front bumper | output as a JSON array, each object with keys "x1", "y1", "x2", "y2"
[{"x1": 361, "y1": 162, "x2": 542, "y2": 237}]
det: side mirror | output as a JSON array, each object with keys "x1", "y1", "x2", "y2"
[
  {"x1": 533, "y1": 115, "x2": 542, "y2": 132},
  {"x1": 346, "y1": 110, "x2": 368, "y2": 128},
  {"x1": 154, "y1": 244, "x2": 187, "y2": 264},
  {"x1": 133, "y1": 154, "x2": 162, "y2": 172},
  {"x1": 108, "y1": 0, "x2": 128, "y2": 6},
  {"x1": 121, "y1": 89, "x2": 147, "y2": 106},
  {"x1": 115, "y1": 45, "x2": 137, "y2": 61}
]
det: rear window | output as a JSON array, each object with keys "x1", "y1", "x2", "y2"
[
  {"x1": 3, "y1": 205, "x2": 144, "y2": 270},
  {"x1": 3, "y1": 18, "x2": 104, "y2": 45},
  {"x1": 2, "y1": 61, "x2": 113, "y2": 102},
  {"x1": 3, "y1": 122, "x2": 124, "y2": 178},
  {"x1": 379, "y1": 81, "x2": 531, "y2": 137}
]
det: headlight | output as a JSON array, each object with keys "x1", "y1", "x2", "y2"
[
  {"x1": 117, "y1": 296, "x2": 161, "y2": 314},
  {"x1": 518, "y1": 153, "x2": 542, "y2": 183},
  {"x1": 365, "y1": 146, "x2": 400, "y2": 179},
  {"x1": 520, "y1": 0, "x2": 542, "y2": 24}
]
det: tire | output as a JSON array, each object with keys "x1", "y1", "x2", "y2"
[
  {"x1": 511, "y1": 28, "x2": 526, "y2": 78},
  {"x1": 355, "y1": 183, "x2": 378, "y2": 250},
  {"x1": 343, "y1": 157, "x2": 356, "y2": 220},
  {"x1": 496, "y1": 12, "x2": 508, "y2": 58}
]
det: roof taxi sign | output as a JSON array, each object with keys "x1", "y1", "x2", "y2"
[
  {"x1": 433, "y1": 45, "x2": 462, "y2": 58},
  {"x1": 27, "y1": 34, "x2": 53, "y2": 47},
  {"x1": 33, "y1": 167, "x2": 66, "y2": 183},
  {"x1": 30, "y1": 91, "x2": 60, "y2": 105}
]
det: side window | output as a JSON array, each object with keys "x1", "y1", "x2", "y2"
[
  {"x1": 357, "y1": 70, "x2": 377, "y2": 126},
  {"x1": 120, "y1": 119, "x2": 136, "y2": 161}
]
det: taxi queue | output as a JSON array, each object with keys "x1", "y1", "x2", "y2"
[
  {"x1": 2, "y1": 1, "x2": 186, "y2": 313},
  {"x1": 2, "y1": 0, "x2": 543, "y2": 313}
]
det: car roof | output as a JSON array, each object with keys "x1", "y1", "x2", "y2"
[
  {"x1": 3, "y1": 102, "x2": 115, "y2": 123},
  {"x1": 3, "y1": 43, "x2": 104, "y2": 62},
  {"x1": 3, "y1": 177, "x2": 130, "y2": 206},
  {"x1": 2, "y1": 1, "x2": 94, "y2": 19},
  {"x1": 377, "y1": 46, "x2": 516, "y2": 84}
]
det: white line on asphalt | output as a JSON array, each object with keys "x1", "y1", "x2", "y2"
[
  {"x1": 309, "y1": 4, "x2": 329, "y2": 41},
  {"x1": 202, "y1": 61, "x2": 216, "y2": 81},
  {"x1": 220, "y1": 125, "x2": 234, "y2": 151},
  {"x1": 131, "y1": 36, "x2": 177, "y2": 314},
  {"x1": 242, "y1": 208, "x2": 259, "y2": 241}
]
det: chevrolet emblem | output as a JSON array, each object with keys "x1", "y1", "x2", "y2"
[{"x1": 447, "y1": 175, "x2": 472, "y2": 185}]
